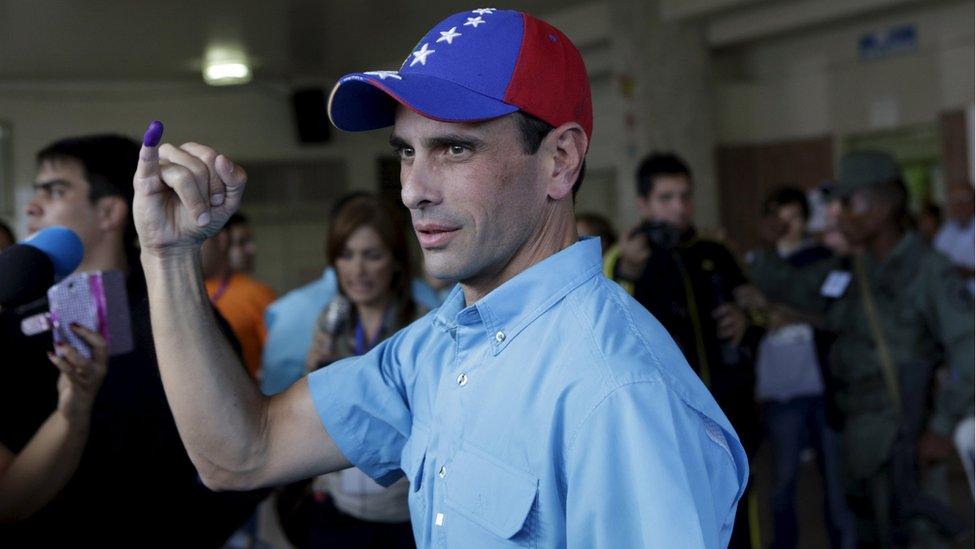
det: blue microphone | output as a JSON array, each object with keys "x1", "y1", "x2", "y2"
[
  {"x1": 21, "y1": 226, "x2": 84, "y2": 278},
  {"x1": 0, "y1": 226, "x2": 84, "y2": 308}
]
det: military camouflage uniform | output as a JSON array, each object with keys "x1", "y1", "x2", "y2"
[{"x1": 826, "y1": 231, "x2": 974, "y2": 547}]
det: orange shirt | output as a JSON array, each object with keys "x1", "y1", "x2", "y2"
[{"x1": 206, "y1": 273, "x2": 276, "y2": 379}]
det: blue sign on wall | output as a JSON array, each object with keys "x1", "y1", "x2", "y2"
[{"x1": 858, "y1": 24, "x2": 917, "y2": 60}]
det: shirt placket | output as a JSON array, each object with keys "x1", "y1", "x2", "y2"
[{"x1": 430, "y1": 309, "x2": 490, "y2": 545}]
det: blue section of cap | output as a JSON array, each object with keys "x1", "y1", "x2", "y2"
[
  {"x1": 330, "y1": 74, "x2": 518, "y2": 132},
  {"x1": 400, "y1": 10, "x2": 523, "y2": 98},
  {"x1": 328, "y1": 9, "x2": 525, "y2": 132},
  {"x1": 22, "y1": 226, "x2": 83, "y2": 277}
]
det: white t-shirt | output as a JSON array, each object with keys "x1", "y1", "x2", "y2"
[{"x1": 934, "y1": 217, "x2": 975, "y2": 294}]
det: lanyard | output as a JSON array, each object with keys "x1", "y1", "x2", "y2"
[
  {"x1": 354, "y1": 320, "x2": 371, "y2": 356},
  {"x1": 209, "y1": 274, "x2": 232, "y2": 305}
]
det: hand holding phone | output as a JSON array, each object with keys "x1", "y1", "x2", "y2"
[{"x1": 48, "y1": 270, "x2": 133, "y2": 359}]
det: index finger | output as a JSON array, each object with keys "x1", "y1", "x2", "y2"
[{"x1": 134, "y1": 120, "x2": 164, "y2": 184}]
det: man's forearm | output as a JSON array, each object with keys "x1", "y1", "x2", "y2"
[{"x1": 142, "y1": 250, "x2": 269, "y2": 483}]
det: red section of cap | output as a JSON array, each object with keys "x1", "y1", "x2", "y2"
[{"x1": 503, "y1": 14, "x2": 593, "y2": 141}]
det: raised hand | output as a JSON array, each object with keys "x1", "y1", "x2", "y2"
[{"x1": 132, "y1": 121, "x2": 248, "y2": 255}]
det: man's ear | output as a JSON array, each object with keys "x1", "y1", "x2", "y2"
[
  {"x1": 97, "y1": 196, "x2": 129, "y2": 233},
  {"x1": 545, "y1": 122, "x2": 587, "y2": 201}
]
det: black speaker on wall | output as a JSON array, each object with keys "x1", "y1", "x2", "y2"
[{"x1": 291, "y1": 88, "x2": 331, "y2": 144}]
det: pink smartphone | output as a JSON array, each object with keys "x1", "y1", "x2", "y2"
[{"x1": 48, "y1": 270, "x2": 133, "y2": 359}]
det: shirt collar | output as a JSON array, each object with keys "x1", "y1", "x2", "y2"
[{"x1": 432, "y1": 237, "x2": 603, "y2": 355}]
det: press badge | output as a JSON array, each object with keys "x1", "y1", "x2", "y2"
[{"x1": 820, "y1": 270, "x2": 852, "y2": 298}]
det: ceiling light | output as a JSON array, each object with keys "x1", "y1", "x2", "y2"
[{"x1": 204, "y1": 61, "x2": 252, "y2": 86}]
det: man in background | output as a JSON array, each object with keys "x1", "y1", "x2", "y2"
[
  {"x1": 1, "y1": 134, "x2": 264, "y2": 545},
  {"x1": 607, "y1": 152, "x2": 761, "y2": 548},
  {"x1": 748, "y1": 187, "x2": 855, "y2": 549},
  {"x1": 933, "y1": 181, "x2": 974, "y2": 294},
  {"x1": 202, "y1": 213, "x2": 277, "y2": 380},
  {"x1": 826, "y1": 151, "x2": 973, "y2": 546},
  {"x1": 227, "y1": 212, "x2": 257, "y2": 275}
]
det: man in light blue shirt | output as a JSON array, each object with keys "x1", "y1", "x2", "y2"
[
  {"x1": 309, "y1": 237, "x2": 747, "y2": 546},
  {"x1": 132, "y1": 8, "x2": 747, "y2": 548}
]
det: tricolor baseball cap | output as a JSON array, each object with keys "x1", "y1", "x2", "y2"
[{"x1": 327, "y1": 8, "x2": 592, "y2": 141}]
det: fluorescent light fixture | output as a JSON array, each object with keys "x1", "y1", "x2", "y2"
[{"x1": 204, "y1": 61, "x2": 252, "y2": 86}]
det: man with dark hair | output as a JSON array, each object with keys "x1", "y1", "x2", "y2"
[
  {"x1": 748, "y1": 186, "x2": 855, "y2": 548},
  {"x1": 826, "y1": 150, "x2": 973, "y2": 546},
  {"x1": 0, "y1": 134, "x2": 265, "y2": 545},
  {"x1": 202, "y1": 212, "x2": 276, "y2": 379},
  {"x1": 132, "y1": 9, "x2": 747, "y2": 547},
  {"x1": 28, "y1": 135, "x2": 140, "y2": 269},
  {"x1": 606, "y1": 151, "x2": 762, "y2": 548},
  {"x1": 226, "y1": 212, "x2": 257, "y2": 275}
]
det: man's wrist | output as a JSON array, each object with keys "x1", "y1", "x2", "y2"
[
  {"x1": 140, "y1": 244, "x2": 200, "y2": 264},
  {"x1": 140, "y1": 246, "x2": 203, "y2": 276}
]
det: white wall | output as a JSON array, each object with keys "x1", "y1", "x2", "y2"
[
  {"x1": 713, "y1": 0, "x2": 974, "y2": 144},
  {"x1": 0, "y1": 82, "x2": 386, "y2": 220},
  {"x1": 0, "y1": 82, "x2": 391, "y2": 291}
]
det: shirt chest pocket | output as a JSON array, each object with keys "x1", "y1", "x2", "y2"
[{"x1": 443, "y1": 446, "x2": 539, "y2": 546}]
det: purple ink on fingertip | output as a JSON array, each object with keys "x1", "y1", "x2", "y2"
[{"x1": 143, "y1": 120, "x2": 164, "y2": 147}]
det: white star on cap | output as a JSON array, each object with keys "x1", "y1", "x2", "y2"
[
  {"x1": 472, "y1": 8, "x2": 496, "y2": 15},
  {"x1": 436, "y1": 26, "x2": 462, "y2": 45},
  {"x1": 364, "y1": 70, "x2": 402, "y2": 80},
  {"x1": 410, "y1": 43, "x2": 435, "y2": 67},
  {"x1": 464, "y1": 16, "x2": 486, "y2": 28}
]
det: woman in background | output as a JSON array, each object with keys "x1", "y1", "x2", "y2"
[{"x1": 300, "y1": 194, "x2": 419, "y2": 548}]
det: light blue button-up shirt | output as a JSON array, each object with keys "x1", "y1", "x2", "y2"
[{"x1": 308, "y1": 238, "x2": 748, "y2": 547}]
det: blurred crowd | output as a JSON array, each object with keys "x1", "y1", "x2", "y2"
[{"x1": 0, "y1": 134, "x2": 973, "y2": 547}]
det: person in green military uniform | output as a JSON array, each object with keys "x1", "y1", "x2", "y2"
[
  {"x1": 607, "y1": 152, "x2": 763, "y2": 549},
  {"x1": 826, "y1": 150, "x2": 974, "y2": 547}
]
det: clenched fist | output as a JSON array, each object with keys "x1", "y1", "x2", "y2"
[{"x1": 132, "y1": 121, "x2": 248, "y2": 256}]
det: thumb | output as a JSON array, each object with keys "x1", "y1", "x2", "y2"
[{"x1": 133, "y1": 120, "x2": 164, "y2": 194}]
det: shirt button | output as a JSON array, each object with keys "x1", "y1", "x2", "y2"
[
  {"x1": 457, "y1": 372, "x2": 468, "y2": 387},
  {"x1": 495, "y1": 331, "x2": 506, "y2": 342},
  {"x1": 438, "y1": 466, "x2": 447, "y2": 478}
]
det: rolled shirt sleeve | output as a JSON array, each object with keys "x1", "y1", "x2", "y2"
[{"x1": 307, "y1": 329, "x2": 414, "y2": 487}]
